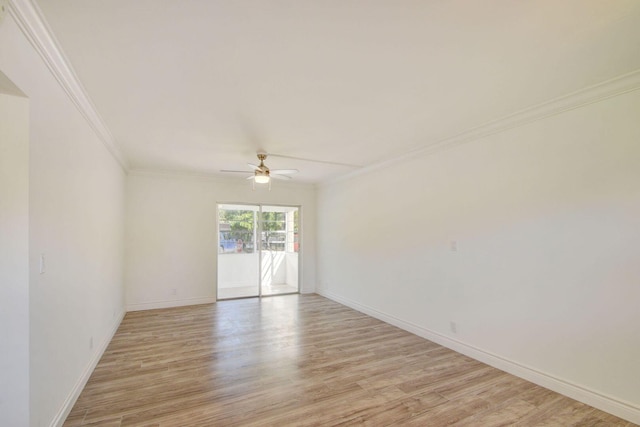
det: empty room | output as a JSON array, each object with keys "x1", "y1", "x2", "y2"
[{"x1": 1, "y1": 0, "x2": 639, "y2": 426}]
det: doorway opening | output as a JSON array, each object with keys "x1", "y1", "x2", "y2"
[{"x1": 217, "y1": 204, "x2": 300, "y2": 300}]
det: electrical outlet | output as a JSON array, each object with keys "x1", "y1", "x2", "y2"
[
  {"x1": 171, "y1": 288, "x2": 177, "y2": 296},
  {"x1": 450, "y1": 321, "x2": 458, "y2": 334},
  {"x1": 450, "y1": 241, "x2": 457, "y2": 252},
  {"x1": 39, "y1": 254, "x2": 46, "y2": 274}
]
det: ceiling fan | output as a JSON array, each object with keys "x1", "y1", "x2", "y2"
[{"x1": 221, "y1": 153, "x2": 299, "y2": 185}]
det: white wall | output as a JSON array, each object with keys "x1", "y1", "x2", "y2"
[
  {"x1": 317, "y1": 89, "x2": 640, "y2": 422},
  {"x1": 0, "y1": 89, "x2": 30, "y2": 426},
  {"x1": 1, "y1": 14, "x2": 126, "y2": 427},
  {"x1": 125, "y1": 173, "x2": 316, "y2": 310}
]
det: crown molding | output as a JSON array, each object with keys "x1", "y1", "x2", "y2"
[
  {"x1": 322, "y1": 68, "x2": 640, "y2": 188},
  {"x1": 8, "y1": 0, "x2": 640, "y2": 181},
  {"x1": 8, "y1": 0, "x2": 128, "y2": 171}
]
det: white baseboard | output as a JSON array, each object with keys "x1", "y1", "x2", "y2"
[
  {"x1": 126, "y1": 296, "x2": 216, "y2": 312},
  {"x1": 317, "y1": 290, "x2": 640, "y2": 425},
  {"x1": 51, "y1": 308, "x2": 126, "y2": 427}
]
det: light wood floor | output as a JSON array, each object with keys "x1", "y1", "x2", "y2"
[{"x1": 64, "y1": 294, "x2": 635, "y2": 426}]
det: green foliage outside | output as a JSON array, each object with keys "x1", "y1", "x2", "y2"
[{"x1": 219, "y1": 209, "x2": 299, "y2": 239}]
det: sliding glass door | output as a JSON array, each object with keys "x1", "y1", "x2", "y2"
[
  {"x1": 260, "y1": 206, "x2": 299, "y2": 296},
  {"x1": 217, "y1": 204, "x2": 299, "y2": 300}
]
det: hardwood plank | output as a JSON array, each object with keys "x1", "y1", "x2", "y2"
[{"x1": 64, "y1": 294, "x2": 636, "y2": 426}]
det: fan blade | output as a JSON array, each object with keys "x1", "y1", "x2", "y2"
[
  {"x1": 271, "y1": 174, "x2": 292, "y2": 180},
  {"x1": 248, "y1": 163, "x2": 262, "y2": 171},
  {"x1": 269, "y1": 169, "x2": 298, "y2": 175},
  {"x1": 221, "y1": 169, "x2": 251, "y2": 174}
]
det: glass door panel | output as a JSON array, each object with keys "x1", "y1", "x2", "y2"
[
  {"x1": 260, "y1": 206, "x2": 299, "y2": 296},
  {"x1": 217, "y1": 204, "x2": 259, "y2": 299}
]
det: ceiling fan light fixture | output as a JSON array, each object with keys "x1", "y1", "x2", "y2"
[
  {"x1": 222, "y1": 153, "x2": 297, "y2": 188},
  {"x1": 254, "y1": 174, "x2": 270, "y2": 184}
]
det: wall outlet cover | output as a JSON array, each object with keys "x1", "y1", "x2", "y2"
[{"x1": 450, "y1": 321, "x2": 458, "y2": 333}]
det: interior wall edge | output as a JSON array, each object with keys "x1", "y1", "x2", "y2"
[
  {"x1": 316, "y1": 289, "x2": 640, "y2": 425},
  {"x1": 0, "y1": 84, "x2": 30, "y2": 427},
  {"x1": 49, "y1": 308, "x2": 125, "y2": 427},
  {"x1": 7, "y1": 0, "x2": 128, "y2": 171}
]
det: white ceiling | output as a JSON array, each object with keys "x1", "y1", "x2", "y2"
[{"x1": 35, "y1": 0, "x2": 640, "y2": 183}]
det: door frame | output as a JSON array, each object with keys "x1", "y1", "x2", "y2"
[{"x1": 216, "y1": 202, "x2": 302, "y2": 300}]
